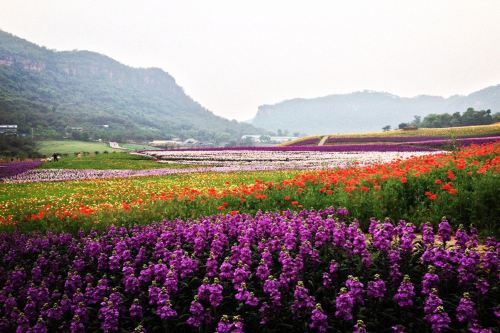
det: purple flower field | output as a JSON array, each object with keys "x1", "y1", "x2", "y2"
[
  {"x1": 319, "y1": 136, "x2": 500, "y2": 148},
  {"x1": 405, "y1": 136, "x2": 500, "y2": 147},
  {"x1": 0, "y1": 208, "x2": 497, "y2": 332},
  {"x1": 141, "y1": 144, "x2": 438, "y2": 153},
  {"x1": 325, "y1": 136, "x2": 451, "y2": 144},
  {"x1": 289, "y1": 137, "x2": 322, "y2": 146},
  {"x1": 0, "y1": 160, "x2": 42, "y2": 179},
  {"x1": 1, "y1": 166, "x2": 295, "y2": 183}
]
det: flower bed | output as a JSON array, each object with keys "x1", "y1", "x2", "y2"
[
  {"x1": 0, "y1": 160, "x2": 42, "y2": 179},
  {"x1": 2, "y1": 151, "x2": 439, "y2": 183},
  {"x1": 0, "y1": 208, "x2": 497, "y2": 332},
  {"x1": 144, "y1": 150, "x2": 438, "y2": 168},
  {"x1": 404, "y1": 136, "x2": 500, "y2": 148},
  {"x1": 143, "y1": 144, "x2": 437, "y2": 152},
  {"x1": 324, "y1": 135, "x2": 500, "y2": 145},
  {"x1": 1, "y1": 143, "x2": 498, "y2": 233},
  {"x1": 326, "y1": 136, "x2": 450, "y2": 144},
  {"x1": 288, "y1": 137, "x2": 322, "y2": 146}
]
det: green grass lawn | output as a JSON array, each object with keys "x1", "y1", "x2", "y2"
[
  {"x1": 38, "y1": 140, "x2": 122, "y2": 155},
  {"x1": 119, "y1": 143, "x2": 161, "y2": 150},
  {"x1": 39, "y1": 152, "x2": 197, "y2": 170}
]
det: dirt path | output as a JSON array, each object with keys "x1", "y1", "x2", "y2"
[{"x1": 318, "y1": 136, "x2": 329, "y2": 146}]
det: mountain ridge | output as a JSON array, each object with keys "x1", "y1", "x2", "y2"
[
  {"x1": 252, "y1": 85, "x2": 500, "y2": 134},
  {"x1": 0, "y1": 30, "x2": 262, "y2": 143}
]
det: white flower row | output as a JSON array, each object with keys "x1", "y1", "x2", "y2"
[
  {"x1": 142, "y1": 150, "x2": 442, "y2": 168},
  {"x1": 3, "y1": 150, "x2": 444, "y2": 183}
]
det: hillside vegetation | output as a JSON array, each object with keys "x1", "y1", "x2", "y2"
[{"x1": 0, "y1": 30, "x2": 262, "y2": 143}]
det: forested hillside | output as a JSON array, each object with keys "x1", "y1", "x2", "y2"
[{"x1": 0, "y1": 30, "x2": 262, "y2": 143}]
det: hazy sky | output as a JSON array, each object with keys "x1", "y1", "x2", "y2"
[{"x1": 1, "y1": 0, "x2": 500, "y2": 120}]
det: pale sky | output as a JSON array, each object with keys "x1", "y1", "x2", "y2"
[{"x1": 1, "y1": 0, "x2": 500, "y2": 121}]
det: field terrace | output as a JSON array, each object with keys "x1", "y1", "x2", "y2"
[{"x1": 284, "y1": 123, "x2": 500, "y2": 147}]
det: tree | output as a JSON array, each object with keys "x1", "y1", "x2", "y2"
[
  {"x1": 242, "y1": 136, "x2": 255, "y2": 146},
  {"x1": 382, "y1": 125, "x2": 391, "y2": 132},
  {"x1": 405, "y1": 108, "x2": 497, "y2": 129},
  {"x1": 493, "y1": 112, "x2": 500, "y2": 123},
  {"x1": 412, "y1": 116, "x2": 421, "y2": 127},
  {"x1": 259, "y1": 135, "x2": 271, "y2": 143}
]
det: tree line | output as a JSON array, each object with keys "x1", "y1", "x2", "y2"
[{"x1": 396, "y1": 108, "x2": 500, "y2": 130}]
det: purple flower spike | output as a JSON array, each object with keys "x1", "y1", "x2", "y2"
[
  {"x1": 309, "y1": 303, "x2": 328, "y2": 333},
  {"x1": 394, "y1": 275, "x2": 415, "y2": 308},
  {"x1": 367, "y1": 274, "x2": 386, "y2": 299},
  {"x1": 335, "y1": 287, "x2": 354, "y2": 321},
  {"x1": 456, "y1": 292, "x2": 476, "y2": 323},
  {"x1": 438, "y1": 218, "x2": 452, "y2": 244}
]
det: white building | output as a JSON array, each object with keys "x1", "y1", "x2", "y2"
[{"x1": 0, "y1": 124, "x2": 17, "y2": 135}]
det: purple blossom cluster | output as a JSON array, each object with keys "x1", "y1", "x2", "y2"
[
  {"x1": 326, "y1": 136, "x2": 500, "y2": 147},
  {"x1": 290, "y1": 137, "x2": 322, "y2": 146},
  {"x1": 2, "y1": 164, "x2": 318, "y2": 183},
  {"x1": 0, "y1": 208, "x2": 497, "y2": 332},
  {"x1": 0, "y1": 160, "x2": 42, "y2": 180},
  {"x1": 414, "y1": 136, "x2": 500, "y2": 148},
  {"x1": 2, "y1": 166, "x2": 215, "y2": 183},
  {"x1": 326, "y1": 136, "x2": 451, "y2": 144}
]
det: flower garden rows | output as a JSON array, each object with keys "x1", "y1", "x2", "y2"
[
  {"x1": 0, "y1": 142, "x2": 498, "y2": 234},
  {"x1": 0, "y1": 208, "x2": 497, "y2": 332},
  {"x1": 142, "y1": 150, "x2": 436, "y2": 168},
  {"x1": 0, "y1": 151, "x2": 437, "y2": 183}
]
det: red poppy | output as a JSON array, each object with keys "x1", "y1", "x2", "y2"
[{"x1": 441, "y1": 183, "x2": 452, "y2": 191}]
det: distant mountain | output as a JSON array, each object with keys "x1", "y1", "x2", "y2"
[
  {"x1": 0, "y1": 30, "x2": 262, "y2": 143},
  {"x1": 252, "y1": 86, "x2": 500, "y2": 134}
]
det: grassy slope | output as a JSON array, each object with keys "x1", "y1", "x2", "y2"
[
  {"x1": 119, "y1": 143, "x2": 161, "y2": 151},
  {"x1": 38, "y1": 140, "x2": 122, "y2": 155},
  {"x1": 283, "y1": 123, "x2": 500, "y2": 146},
  {"x1": 38, "y1": 152, "x2": 196, "y2": 170}
]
